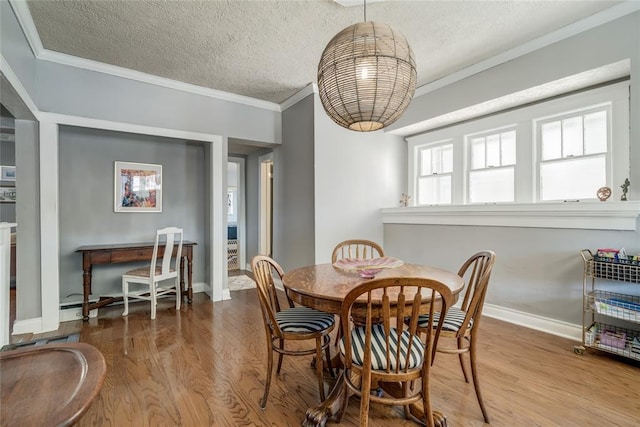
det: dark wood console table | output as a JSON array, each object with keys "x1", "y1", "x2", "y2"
[{"x1": 75, "y1": 241, "x2": 196, "y2": 321}]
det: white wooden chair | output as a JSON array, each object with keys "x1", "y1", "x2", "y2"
[{"x1": 122, "y1": 227, "x2": 184, "y2": 320}]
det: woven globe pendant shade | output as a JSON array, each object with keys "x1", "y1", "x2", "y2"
[{"x1": 317, "y1": 21, "x2": 417, "y2": 132}]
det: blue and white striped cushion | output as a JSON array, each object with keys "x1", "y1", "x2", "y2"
[
  {"x1": 339, "y1": 324, "x2": 424, "y2": 371},
  {"x1": 275, "y1": 306, "x2": 335, "y2": 333},
  {"x1": 416, "y1": 306, "x2": 471, "y2": 332}
]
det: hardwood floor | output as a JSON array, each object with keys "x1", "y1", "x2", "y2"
[{"x1": 9, "y1": 290, "x2": 640, "y2": 426}]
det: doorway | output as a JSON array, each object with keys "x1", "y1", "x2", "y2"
[
  {"x1": 1, "y1": 107, "x2": 17, "y2": 338},
  {"x1": 227, "y1": 157, "x2": 245, "y2": 272},
  {"x1": 259, "y1": 153, "x2": 273, "y2": 258}
]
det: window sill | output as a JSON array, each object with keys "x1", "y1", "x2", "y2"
[{"x1": 381, "y1": 202, "x2": 640, "y2": 231}]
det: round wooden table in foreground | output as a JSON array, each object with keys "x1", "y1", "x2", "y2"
[{"x1": 1, "y1": 342, "x2": 107, "y2": 426}]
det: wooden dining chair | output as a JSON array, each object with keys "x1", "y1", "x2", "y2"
[
  {"x1": 414, "y1": 250, "x2": 496, "y2": 423},
  {"x1": 331, "y1": 239, "x2": 385, "y2": 346},
  {"x1": 251, "y1": 255, "x2": 335, "y2": 409},
  {"x1": 331, "y1": 239, "x2": 384, "y2": 264},
  {"x1": 337, "y1": 277, "x2": 453, "y2": 427},
  {"x1": 122, "y1": 227, "x2": 183, "y2": 320}
]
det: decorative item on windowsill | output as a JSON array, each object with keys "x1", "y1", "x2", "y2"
[
  {"x1": 620, "y1": 178, "x2": 630, "y2": 201},
  {"x1": 317, "y1": 0, "x2": 416, "y2": 132},
  {"x1": 596, "y1": 186, "x2": 611, "y2": 201},
  {"x1": 399, "y1": 193, "x2": 411, "y2": 207}
]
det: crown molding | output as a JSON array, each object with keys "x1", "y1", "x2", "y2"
[
  {"x1": 8, "y1": 0, "x2": 281, "y2": 113},
  {"x1": 414, "y1": 1, "x2": 640, "y2": 98},
  {"x1": 280, "y1": 83, "x2": 317, "y2": 111},
  {"x1": 0, "y1": 55, "x2": 41, "y2": 120},
  {"x1": 8, "y1": 0, "x2": 44, "y2": 57},
  {"x1": 8, "y1": 0, "x2": 640, "y2": 115}
]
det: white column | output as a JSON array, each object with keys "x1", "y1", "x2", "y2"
[
  {"x1": 211, "y1": 136, "x2": 229, "y2": 301},
  {"x1": 0, "y1": 222, "x2": 17, "y2": 347},
  {"x1": 39, "y1": 121, "x2": 60, "y2": 332}
]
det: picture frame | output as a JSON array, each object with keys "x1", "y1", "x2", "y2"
[
  {"x1": 0, "y1": 186, "x2": 16, "y2": 203},
  {"x1": 0, "y1": 166, "x2": 16, "y2": 181},
  {"x1": 114, "y1": 161, "x2": 162, "y2": 212}
]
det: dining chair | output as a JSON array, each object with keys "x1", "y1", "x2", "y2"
[
  {"x1": 331, "y1": 239, "x2": 384, "y2": 264},
  {"x1": 337, "y1": 277, "x2": 453, "y2": 427},
  {"x1": 331, "y1": 239, "x2": 385, "y2": 346},
  {"x1": 414, "y1": 250, "x2": 496, "y2": 423},
  {"x1": 251, "y1": 255, "x2": 335, "y2": 409},
  {"x1": 121, "y1": 227, "x2": 183, "y2": 320}
]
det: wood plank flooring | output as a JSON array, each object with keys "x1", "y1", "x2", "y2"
[{"x1": 9, "y1": 290, "x2": 640, "y2": 426}]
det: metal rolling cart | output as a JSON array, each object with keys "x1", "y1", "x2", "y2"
[{"x1": 575, "y1": 249, "x2": 640, "y2": 360}]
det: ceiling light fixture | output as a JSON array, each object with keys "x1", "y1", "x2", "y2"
[{"x1": 317, "y1": 0, "x2": 417, "y2": 132}]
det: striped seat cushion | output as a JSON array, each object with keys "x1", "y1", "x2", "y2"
[
  {"x1": 416, "y1": 306, "x2": 472, "y2": 332},
  {"x1": 275, "y1": 307, "x2": 335, "y2": 333},
  {"x1": 339, "y1": 324, "x2": 424, "y2": 371}
]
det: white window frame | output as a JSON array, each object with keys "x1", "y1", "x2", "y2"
[
  {"x1": 413, "y1": 140, "x2": 454, "y2": 205},
  {"x1": 400, "y1": 81, "x2": 632, "y2": 230},
  {"x1": 534, "y1": 103, "x2": 613, "y2": 202},
  {"x1": 465, "y1": 126, "x2": 517, "y2": 204}
]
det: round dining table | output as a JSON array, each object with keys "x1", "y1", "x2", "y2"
[{"x1": 282, "y1": 261, "x2": 465, "y2": 427}]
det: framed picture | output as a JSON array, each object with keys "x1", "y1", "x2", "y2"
[
  {"x1": 114, "y1": 161, "x2": 162, "y2": 212},
  {"x1": 0, "y1": 166, "x2": 16, "y2": 181},
  {"x1": 0, "y1": 186, "x2": 16, "y2": 203}
]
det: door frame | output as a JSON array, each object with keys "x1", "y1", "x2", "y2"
[
  {"x1": 258, "y1": 152, "x2": 273, "y2": 258},
  {"x1": 228, "y1": 156, "x2": 246, "y2": 271}
]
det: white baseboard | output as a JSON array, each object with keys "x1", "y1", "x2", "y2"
[
  {"x1": 16, "y1": 291, "x2": 581, "y2": 342},
  {"x1": 192, "y1": 281, "x2": 206, "y2": 294},
  {"x1": 483, "y1": 303, "x2": 582, "y2": 342},
  {"x1": 59, "y1": 307, "x2": 98, "y2": 322},
  {"x1": 12, "y1": 317, "x2": 42, "y2": 335},
  {"x1": 57, "y1": 282, "x2": 210, "y2": 323}
]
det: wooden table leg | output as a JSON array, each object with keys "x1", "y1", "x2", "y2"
[
  {"x1": 303, "y1": 372, "x2": 349, "y2": 427},
  {"x1": 187, "y1": 254, "x2": 193, "y2": 303},
  {"x1": 82, "y1": 263, "x2": 92, "y2": 321},
  {"x1": 379, "y1": 382, "x2": 448, "y2": 426},
  {"x1": 180, "y1": 256, "x2": 186, "y2": 300}
]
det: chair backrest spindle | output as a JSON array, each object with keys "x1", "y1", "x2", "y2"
[{"x1": 331, "y1": 239, "x2": 384, "y2": 263}]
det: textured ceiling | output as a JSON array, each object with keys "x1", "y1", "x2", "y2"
[{"x1": 25, "y1": 0, "x2": 621, "y2": 105}]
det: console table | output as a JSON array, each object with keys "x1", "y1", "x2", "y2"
[{"x1": 76, "y1": 241, "x2": 196, "y2": 321}]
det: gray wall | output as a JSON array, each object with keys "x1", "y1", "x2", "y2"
[
  {"x1": 384, "y1": 10, "x2": 640, "y2": 328},
  {"x1": 390, "y1": 10, "x2": 640, "y2": 200},
  {"x1": 274, "y1": 95, "x2": 315, "y2": 271},
  {"x1": 1, "y1": 0, "x2": 283, "y2": 321},
  {"x1": 57, "y1": 126, "x2": 206, "y2": 303},
  {"x1": 384, "y1": 224, "x2": 640, "y2": 325},
  {"x1": 14, "y1": 120, "x2": 40, "y2": 319},
  {"x1": 0, "y1": 0, "x2": 39, "y2": 104},
  {"x1": 35, "y1": 60, "x2": 281, "y2": 145}
]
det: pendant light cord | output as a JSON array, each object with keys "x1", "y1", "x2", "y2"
[{"x1": 364, "y1": 0, "x2": 367, "y2": 22}]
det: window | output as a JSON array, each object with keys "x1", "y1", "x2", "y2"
[
  {"x1": 537, "y1": 107, "x2": 608, "y2": 201},
  {"x1": 416, "y1": 142, "x2": 452, "y2": 205},
  {"x1": 407, "y1": 81, "x2": 629, "y2": 207},
  {"x1": 467, "y1": 129, "x2": 516, "y2": 203}
]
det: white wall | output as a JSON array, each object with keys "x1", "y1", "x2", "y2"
[{"x1": 313, "y1": 94, "x2": 405, "y2": 264}]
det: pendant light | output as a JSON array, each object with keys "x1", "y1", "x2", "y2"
[{"x1": 317, "y1": 1, "x2": 417, "y2": 132}]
